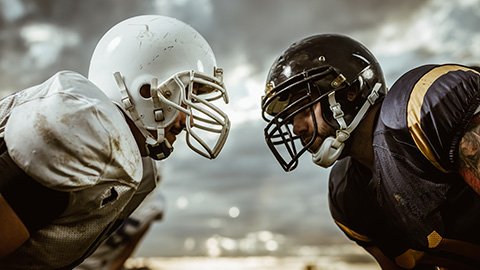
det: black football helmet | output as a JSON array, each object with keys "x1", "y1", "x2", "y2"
[{"x1": 261, "y1": 34, "x2": 386, "y2": 171}]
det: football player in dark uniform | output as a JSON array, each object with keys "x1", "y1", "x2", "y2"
[{"x1": 261, "y1": 34, "x2": 480, "y2": 269}]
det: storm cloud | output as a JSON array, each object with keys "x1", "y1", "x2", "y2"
[{"x1": 1, "y1": 0, "x2": 479, "y2": 258}]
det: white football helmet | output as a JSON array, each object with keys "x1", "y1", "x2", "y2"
[{"x1": 88, "y1": 15, "x2": 230, "y2": 160}]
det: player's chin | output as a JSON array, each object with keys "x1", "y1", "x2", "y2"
[
  {"x1": 308, "y1": 145, "x2": 321, "y2": 154},
  {"x1": 305, "y1": 138, "x2": 322, "y2": 154},
  {"x1": 167, "y1": 135, "x2": 177, "y2": 145}
]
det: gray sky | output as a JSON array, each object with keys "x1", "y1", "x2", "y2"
[{"x1": 1, "y1": 0, "x2": 480, "y2": 258}]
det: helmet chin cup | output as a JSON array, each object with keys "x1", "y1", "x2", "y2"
[
  {"x1": 312, "y1": 136, "x2": 344, "y2": 168},
  {"x1": 145, "y1": 137, "x2": 173, "y2": 160}
]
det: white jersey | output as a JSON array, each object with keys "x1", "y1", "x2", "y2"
[
  {"x1": 75, "y1": 192, "x2": 165, "y2": 270},
  {"x1": 0, "y1": 71, "x2": 157, "y2": 269}
]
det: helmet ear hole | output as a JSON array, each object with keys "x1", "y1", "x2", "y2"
[
  {"x1": 139, "y1": 84, "x2": 151, "y2": 99},
  {"x1": 346, "y1": 84, "x2": 360, "y2": 102}
]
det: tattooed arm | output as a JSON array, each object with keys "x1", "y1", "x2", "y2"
[{"x1": 458, "y1": 113, "x2": 480, "y2": 195}]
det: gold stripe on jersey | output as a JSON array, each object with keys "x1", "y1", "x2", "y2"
[
  {"x1": 407, "y1": 65, "x2": 476, "y2": 172},
  {"x1": 334, "y1": 220, "x2": 371, "y2": 242},
  {"x1": 427, "y1": 230, "x2": 443, "y2": 248}
]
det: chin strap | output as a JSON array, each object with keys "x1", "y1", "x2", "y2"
[
  {"x1": 312, "y1": 83, "x2": 382, "y2": 167},
  {"x1": 113, "y1": 72, "x2": 173, "y2": 160},
  {"x1": 144, "y1": 129, "x2": 173, "y2": 160}
]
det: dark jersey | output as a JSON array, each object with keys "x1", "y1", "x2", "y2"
[{"x1": 329, "y1": 64, "x2": 480, "y2": 267}]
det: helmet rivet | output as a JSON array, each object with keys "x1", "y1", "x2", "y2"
[
  {"x1": 331, "y1": 74, "x2": 347, "y2": 88},
  {"x1": 318, "y1": 56, "x2": 326, "y2": 62},
  {"x1": 265, "y1": 81, "x2": 275, "y2": 97},
  {"x1": 214, "y1": 67, "x2": 223, "y2": 76}
]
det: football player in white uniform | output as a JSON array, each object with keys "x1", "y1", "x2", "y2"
[{"x1": 0, "y1": 15, "x2": 230, "y2": 269}]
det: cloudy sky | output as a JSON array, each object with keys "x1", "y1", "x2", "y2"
[{"x1": 1, "y1": 0, "x2": 480, "y2": 259}]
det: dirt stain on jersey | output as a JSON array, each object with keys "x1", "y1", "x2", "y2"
[
  {"x1": 35, "y1": 113, "x2": 63, "y2": 147},
  {"x1": 111, "y1": 137, "x2": 121, "y2": 152}
]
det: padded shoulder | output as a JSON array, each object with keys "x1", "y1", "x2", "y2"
[
  {"x1": 4, "y1": 71, "x2": 143, "y2": 190},
  {"x1": 382, "y1": 64, "x2": 480, "y2": 172}
]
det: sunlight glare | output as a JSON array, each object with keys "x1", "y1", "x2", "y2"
[{"x1": 228, "y1": 206, "x2": 240, "y2": 218}]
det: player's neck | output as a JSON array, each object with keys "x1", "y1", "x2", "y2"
[
  {"x1": 120, "y1": 108, "x2": 149, "y2": 157},
  {"x1": 349, "y1": 103, "x2": 381, "y2": 170}
]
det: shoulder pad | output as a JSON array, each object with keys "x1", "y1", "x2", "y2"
[
  {"x1": 382, "y1": 64, "x2": 480, "y2": 172},
  {"x1": 4, "y1": 72, "x2": 143, "y2": 190}
]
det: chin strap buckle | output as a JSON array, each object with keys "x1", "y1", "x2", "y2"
[
  {"x1": 335, "y1": 129, "x2": 350, "y2": 144},
  {"x1": 367, "y1": 83, "x2": 382, "y2": 105},
  {"x1": 145, "y1": 135, "x2": 173, "y2": 160},
  {"x1": 146, "y1": 140, "x2": 173, "y2": 160},
  {"x1": 328, "y1": 92, "x2": 347, "y2": 129}
]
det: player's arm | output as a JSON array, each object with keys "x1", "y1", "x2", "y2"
[
  {"x1": 0, "y1": 195, "x2": 29, "y2": 257},
  {"x1": 107, "y1": 220, "x2": 153, "y2": 270},
  {"x1": 362, "y1": 245, "x2": 406, "y2": 270},
  {"x1": 364, "y1": 246, "x2": 457, "y2": 270},
  {"x1": 0, "y1": 144, "x2": 69, "y2": 258},
  {"x1": 0, "y1": 143, "x2": 30, "y2": 257},
  {"x1": 458, "y1": 113, "x2": 480, "y2": 195},
  {"x1": 334, "y1": 220, "x2": 403, "y2": 269}
]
